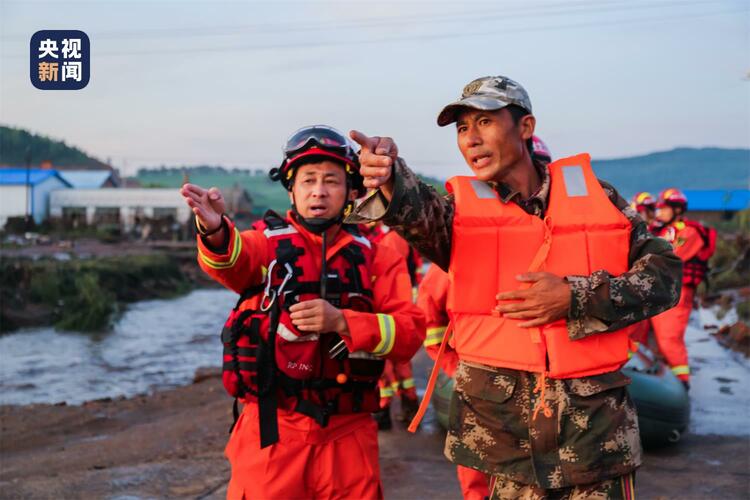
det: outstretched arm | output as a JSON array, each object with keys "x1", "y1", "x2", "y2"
[
  {"x1": 181, "y1": 183, "x2": 268, "y2": 293},
  {"x1": 347, "y1": 131, "x2": 455, "y2": 270}
]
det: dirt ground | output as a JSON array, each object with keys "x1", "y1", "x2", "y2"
[{"x1": 1, "y1": 351, "x2": 748, "y2": 499}]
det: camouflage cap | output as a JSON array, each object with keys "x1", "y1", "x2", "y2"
[{"x1": 437, "y1": 75, "x2": 532, "y2": 127}]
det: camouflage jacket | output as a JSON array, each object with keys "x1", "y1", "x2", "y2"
[{"x1": 348, "y1": 158, "x2": 682, "y2": 488}]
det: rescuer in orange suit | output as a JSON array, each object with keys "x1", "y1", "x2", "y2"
[
  {"x1": 628, "y1": 191, "x2": 660, "y2": 346},
  {"x1": 418, "y1": 264, "x2": 490, "y2": 500},
  {"x1": 651, "y1": 188, "x2": 708, "y2": 387},
  {"x1": 630, "y1": 191, "x2": 659, "y2": 233},
  {"x1": 181, "y1": 125, "x2": 424, "y2": 499},
  {"x1": 361, "y1": 222, "x2": 423, "y2": 429}
]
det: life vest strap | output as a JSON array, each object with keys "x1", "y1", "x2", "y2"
[
  {"x1": 408, "y1": 321, "x2": 453, "y2": 433},
  {"x1": 520, "y1": 216, "x2": 553, "y2": 345},
  {"x1": 532, "y1": 371, "x2": 553, "y2": 420}
]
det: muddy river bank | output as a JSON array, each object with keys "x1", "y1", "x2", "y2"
[
  {"x1": 1, "y1": 350, "x2": 748, "y2": 499},
  {"x1": 1, "y1": 290, "x2": 748, "y2": 498}
]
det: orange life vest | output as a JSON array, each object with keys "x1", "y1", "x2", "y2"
[{"x1": 447, "y1": 153, "x2": 632, "y2": 379}]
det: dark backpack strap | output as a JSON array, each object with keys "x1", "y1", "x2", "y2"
[
  {"x1": 256, "y1": 221, "x2": 305, "y2": 449},
  {"x1": 257, "y1": 298, "x2": 281, "y2": 448},
  {"x1": 228, "y1": 398, "x2": 241, "y2": 434}
]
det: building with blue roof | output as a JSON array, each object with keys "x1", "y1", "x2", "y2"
[
  {"x1": 684, "y1": 189, "x2": 750, "y2": 224},
  {"x1": 58, "y1": 170, "x2": 119, "y2": 189},
  {"x1": 0, "y1": 168, "x2": 71, "y2": 227}
]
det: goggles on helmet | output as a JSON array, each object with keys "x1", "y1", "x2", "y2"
[
  {"x1": 271, "y1": 125, "x2": 363, "y2": 195},
  {"x1": 283, "y1": 125, "x2": 358, "y2": 166}
]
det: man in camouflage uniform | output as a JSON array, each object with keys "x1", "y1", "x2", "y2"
[{"x1": 347, "y1": 76, "x2": 682, "y2": 499}]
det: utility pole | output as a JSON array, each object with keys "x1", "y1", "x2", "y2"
[{"x1": 24, "y1": 146, "x2": 31, "y2": 231}]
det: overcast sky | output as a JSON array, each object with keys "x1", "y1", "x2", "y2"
[{"x1": 1, "y1": 0, "x2": 748, "y2": 177}]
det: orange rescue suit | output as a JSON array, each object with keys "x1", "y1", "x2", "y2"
[{"x1": 447, "y1": 153, "x2": 632, "y2": 378}]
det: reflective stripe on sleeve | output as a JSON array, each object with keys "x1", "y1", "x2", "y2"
[
  {"x1": 380, "y1": 386, "x2": 395, "y2": 398},
  {"x1": 423, "y1": 326, "x2": 447, "y2": 347},
  {"x1": 401, "y1": 377, "x2": 416, "y2": 390},
  {"x1": 198, "y1": 227, "x2": 242, "y2": 270},
  {"x1": 372, "y1": 313, "x2": 396, "y2": 356}
]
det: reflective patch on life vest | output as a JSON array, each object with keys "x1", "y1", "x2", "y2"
[
  {"x1": 263, "y1": 225, "x2": 298, "y2": 238},
  {"x1": 276, "y1": 322, "x2": 319, "y2": 343},
  {"x1": 469, "y1": 179, "x2": 498, "y2": 199},
  {"x1": 562, "y1": 166, "x2": 588, "y2": 197}
]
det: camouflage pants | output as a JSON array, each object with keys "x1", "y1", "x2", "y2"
[
  {"x1": 490, "y1": 472, "x2": 635, "y2": 500},
  {"x1": 445, "y1": 362, "x2": 642, "y2": 488}
]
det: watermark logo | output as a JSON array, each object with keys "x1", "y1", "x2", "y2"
[{"x1": 30, "y1": 30, "x2": 90, "y2": 90}]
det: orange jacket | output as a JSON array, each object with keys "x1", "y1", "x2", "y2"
[
  {"x1": 370, "y1": 225, "x2": 423, "y2": 287},
  {"x1": 197, "y1": 211, "x2": 425, "y2": 441},
  {"x1": 657, "y1": 219, "x2": 708, "y2": 288},
  {"x1": 417, "y1": 264, "x2": 459, "y2": 377},
  {"x1": 447, "y1": 154, "x2": 632, "y2": 378},
  {"x1": 658, "y1": 220, "x2": 704, "y2": 262}
]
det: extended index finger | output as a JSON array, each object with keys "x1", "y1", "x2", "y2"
[
  {"x1": 349, "y1": 129, "x2": 377, "y2": 152},
  {"x1": 180, "y1": 183, "x2": 207, "y2": 197}
]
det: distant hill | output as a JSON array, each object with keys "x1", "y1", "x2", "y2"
[
  {"x1": 136, "y1": 148, "x2": 748, "y2": 214},
  {"x1": 4, "y1": 125, "x2": 746, "y2": 210},
  {"x1": 591, "y1": 147, "x2": 749, "y2": 200},
  {"x1": 0, "y1": 125, "x2": 110, "y2": 170}
]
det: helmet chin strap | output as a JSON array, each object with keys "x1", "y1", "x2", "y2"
[{"x1": 291, "y1": 185, "x2": 353, "y2": 235}]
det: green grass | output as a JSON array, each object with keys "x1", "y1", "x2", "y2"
[{"x1": 1, "y1": 255, "x2": 194, "y2": 332}]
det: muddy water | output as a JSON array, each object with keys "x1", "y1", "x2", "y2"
[{"x1": 0, "y1": 289, "x2": 236, "y2": 405}]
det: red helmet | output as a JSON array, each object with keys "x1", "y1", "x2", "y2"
[
  {"x1": 630, "y1": 191, "x2": 656, "y2": 212},
  {"x1": 270, "y1": 125, "x2": 364, "y2": 196},
  {"x1": 657, "y1": 188, "x2": 688, "y2": 209},
  {"x1": 532, "y1": 135, "x2": 552, "y2": 163}
]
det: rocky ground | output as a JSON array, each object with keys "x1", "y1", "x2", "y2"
[{"x1": 1, "y1": 349, "x2": 748, "y2": 499}]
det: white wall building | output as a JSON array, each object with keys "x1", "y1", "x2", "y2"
[
  {"x1": 0, "y1": 169, "x2": 71, "y2": 227},
  {"x1": 49, "y1": 188, "x2": 192, "y2": 231}
]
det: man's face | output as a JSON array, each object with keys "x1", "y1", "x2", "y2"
[
  {"x1": 638, "y1": 207, "x2": 655, "y2": 223},
  {"x1": 289, "y1": 161, "x2": 354, "y2": 219},
  {"x1": 455, "y1": 108, "x2": 535, "y2": 183},
  {"x1": 656, "y1": 205, "x2": 674, "y2": 223}
]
